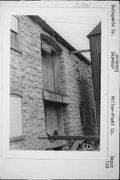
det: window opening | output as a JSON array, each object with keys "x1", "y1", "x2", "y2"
[
  {"x1": 92, "y1": 108, "x2": 96, "y2": 124},
  {"x1": 10, "y1": 94, "x2": 23, "y2": 139},
  {"x1": 75, "y1": 61, "x2": 79, "y2": 80},
  {"x1": 10, "y1": 16, "x2": 19, "y2": 50},
  {"x1": 80, "y1": 104, "x2": 86, "y2": 126},
  {"x1": 42, "y1": 48, "x2": 60, "y2": 94}
]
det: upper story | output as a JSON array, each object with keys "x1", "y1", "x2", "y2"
[{"x1": 10, "y1": 15, "x2": 92, "y2": 99}]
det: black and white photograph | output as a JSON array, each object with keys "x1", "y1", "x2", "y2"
[
  {"x1": 0, "y1": 1, "x2": 119, "y2": 179},
  {"x1": 10, "y1": 15, "x2": 101, "y2": 151}
]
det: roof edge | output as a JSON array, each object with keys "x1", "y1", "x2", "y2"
[
  {"x1": 87, "y1": 22, "x2": 101, "y2": 38},
  {"x1": 28, "y1": 15, "x2": 91, "y2": 65},
  {"x1": 87, "y1": 32, "x2": 101, "y2": 38}
]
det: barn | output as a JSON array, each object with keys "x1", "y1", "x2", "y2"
[
  {"x1": 87, "y1": 22, "x2": 101, "y2": 135},
  {"x1": 10, "y1": 15, "x2": 98, "y2": 150}
]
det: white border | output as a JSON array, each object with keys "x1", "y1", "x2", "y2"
[
  {"x1": 0, "y1": 1, "x2": 119, "y2": 179},
  {"x1": 1, "y1": 1, "x2": 109, "y2": 160}
]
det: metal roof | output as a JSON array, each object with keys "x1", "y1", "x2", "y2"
[
  {"x1": 28, "y1": 15, "x2": 91, "y2": 65},
  {"x1": 87, "y1": 22, "x2": 101, "y2": 38}
]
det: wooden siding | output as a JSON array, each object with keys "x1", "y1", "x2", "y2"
[
  {"x1": 89, "y1": 34, "x2": 101, "y2": 102},
  {"x1": 45, "y1": 104, "x2": 66, "y2": 148},
  {"x1": 42, "y1": 51, "x2": 61, "y2": 94},
  {"x1": 53, "y1": 54, "x2": 60, "y2": 93},
  {"x1": 42, "y1": 51, "x2": 54, "y2": 92},
  {"x1": 89, "y1": 34, "x2": 101, "y2": 134},
  {"x1": 10, "y1": 95, "x2": 23, "y2": 138},
  {"x1": 45, "y1": 105, "x2": 58, "y2": 135},
  {"x1": 43, "y1": 90, "x2": 69, "y2": 104}
]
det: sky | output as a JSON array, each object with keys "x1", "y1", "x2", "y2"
[{"x1": 40, "y1": 15, "x2": 101, "y2": 60}]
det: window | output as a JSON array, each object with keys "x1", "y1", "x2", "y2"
[
  {"x1": 45, "y1": 104, "x2": 65, "y2": 148},
  {"x1": 10, "y1": 94, "x2": 24, "y2": 141},
  {"x1": 75, "y1": 61, "x2": 79, "y2": 80},
  {"x1": 42, "y1": 49, "x2": 60, "y2": 94},
  {"x1": 10, "y1": 16, "x2": 19, "y2": 50},
  {"x1": 76, "y1": 69, "x2": 79, "y2": 79}
]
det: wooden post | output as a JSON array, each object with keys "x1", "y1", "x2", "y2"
[{"x1": 69, "y1": 49, "x2": 90, "y2": 54}]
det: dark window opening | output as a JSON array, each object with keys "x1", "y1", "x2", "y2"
[
  {"x1": 76, "y1": 69, "x2": 79, "y2": 79},
  {"x1": 92, "y1": 108, "x2": 96, "y2": 124},
  {"x1": 75, "y1": 61, "x2": 80, "y2": 80},
  {"x1": 10, "y1": 30, "x2": 19, "y2": 50},
  {"x1": 10, "y1": 94, "x2": 25, "y2": 142},
  {"x1": 80, "y1": 105, "x2": 86, "y2": 126},
  {"x1": 10, "y1": 16, "x2": 19, "y2": 51}
]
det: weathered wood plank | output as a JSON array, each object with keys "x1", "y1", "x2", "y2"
[
  {"x1": 51, "y1": 106, "x2": 58, "y2": 134},
  {"x1": 57, "y1": 107, "x2": 64, "y2": 135},
  {"x1": 53, "y1": 54, "x2": 60, "y2": 93},
  {"x1": 45, "y1": 105, "x2": 66, "y2": 148},
  {"x1": 42, "y1": 52, "x2": 55, "y2": 92},
  {"x1": 70, "y1": 140, "x2": 83, "y2": 150},
  {"x1": 48, "y1": 54, "x2": 54, "y2": 92},
  {"x1": 43, "y1": 90, "x2": 69, "y2": 104},
  {"x1": 45, "y1": 106, "x2": 52, "y2": 135},
  {"x1": 38, "y1": 135, "x2": 100, "y2": 141},
  {"x1": 70, "y1": 49, "x2": 90, "y2": 54}
]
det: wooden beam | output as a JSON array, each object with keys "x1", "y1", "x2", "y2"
[
  {"x1": 70, "y1": 49, "x2": 90, "y2": 54},
  {"x1": 43, "y1": 89, "x2": 69, "y2": 104},
  {"x1": 38, "y1": 135, "x2": 100, "y2": 141}
]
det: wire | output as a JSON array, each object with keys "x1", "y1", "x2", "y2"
[{"x1": 46, "y1": 20, "x2": 96, "y2": 25}]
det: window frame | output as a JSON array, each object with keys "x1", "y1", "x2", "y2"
[
  {"x1": 10, "y1": 16, "x2": 22, "y2": 53},
  {"x1": 10, "y1": 93, "x2": 25, "y2": 142},
  {"x1": 42, "y1": 47, "x2": 61, "y2": 94},
  {"x1": 92, "y1": 108, "x2": 96, "y2": 125},
  {"x1": 75, "y1": 61, "x2": 80, "y2": 80},
  {"x1": 79, "y1": 104, "x2": 86, "y2": 126}
]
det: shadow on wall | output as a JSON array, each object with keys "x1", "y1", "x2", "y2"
[{"x1": 80, "y1": 79, "x2": 97, "y2": 136}]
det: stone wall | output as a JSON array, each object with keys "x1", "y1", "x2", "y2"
[
  {"x1": 10, "y1": 16, "x2": 96, "y2": 150},
  {"x1": 61, "y1": 49, "x2": 96, "y2": 136},
  {"x1": 10, "y1": 16, "x2": 47, "y2": 150}
]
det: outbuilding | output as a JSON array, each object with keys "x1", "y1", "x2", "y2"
[{"x1": 87, "y1": 22, "x2": 101, "y2": 135}]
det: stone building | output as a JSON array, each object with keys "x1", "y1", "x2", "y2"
[{"x1": 10, "y1": 15, "x2": 97, "y2": 150}]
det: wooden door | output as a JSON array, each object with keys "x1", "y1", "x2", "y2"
[
  {"x1": 45, "y1": 104, "x2": 65, "y2": 149},
  {"x1": 42, "y1": 51, "x2": 54, "y2": 92},
  {"x1": 52, "y1": 54, "x2": 60, "y2": 94},
  {"x1": 57, "y1": 107, "x2": 64, "y2": 135},
  {"x1": 42, "y1": 51, "x2": 60, "y2": 94},
  {"x1": 45, "y1": 105, "x2": 58, "y2": 135}
]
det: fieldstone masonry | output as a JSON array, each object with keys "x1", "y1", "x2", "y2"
[{"x1": 10, "y1": 16, "x2": 97, "y2": 150}]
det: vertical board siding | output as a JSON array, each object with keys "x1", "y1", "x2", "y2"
[
  {"x1": 57, "y1": 107, "x2": 64, "y2": 135},
  {"x1": 45, "y1": 105, "x2": 65, "y2": 148},
  {"x1": 45, "y1": 105, "x2": 64, "y2": 136},
  {"x1": 89, "y1": 35, "x2": 101, "y2": 102},
  {"x1": 51, "y1": 106, "x2": 58, "y2": 134},
  {"x1": 48, "y1": 54, "x2": 54, "y2": 92},
  {"x1": 42, "y1": 51, "x2": 47, "y2": 90},
  {"x1": 53, "y1": 54, "x2": 60, "y2": 94},
  {"x1": 89, "y1": 34, "x2": 101, "y2": 134},
  {"x1": 42, "y1": 51, "x2": 54, "y2": 92},
  {"x1": 42, "y1": 51, "x2": 60, "y2": 93},
  {"x1": 10, "y1": 95, "x2": 22, "y2": 138},
  {"x1": 45, "y1": 105, "x2": 52, "y2": 135}
]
